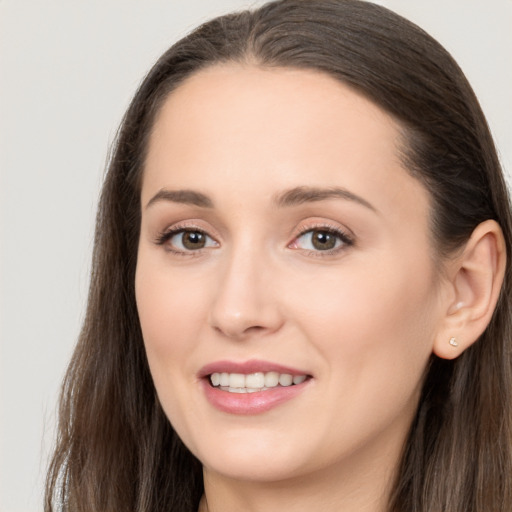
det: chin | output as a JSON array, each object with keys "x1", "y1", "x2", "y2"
[
  {"x1": 183, "y1": 426, "x2": 313, "y2": 483},
  {"x1": 202, "y1": 452, "x2": 309, "y2": 483}
]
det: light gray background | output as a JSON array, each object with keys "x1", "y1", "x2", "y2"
[{"x1": 1, "y1": 1, "x2": 511, "y2": 511}]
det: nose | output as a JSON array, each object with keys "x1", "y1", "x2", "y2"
[{"x1": 208, "y1": 246, "x2": 284, "y2": 340}]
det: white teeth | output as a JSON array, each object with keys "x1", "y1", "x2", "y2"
[
  {"x1": 293, "y1": 375, "x2": 306, "y2": 385},
  {"x1": 245, "y1": 372, "x2": 265, "y2": 388},
  {"x1": 264, "y1": 371, "x2": 279, "y2": 387},
  {"x1": 278, "y1": 374, "x2": 293, "y2": 386},
  {"x1": 209, "y1": 371, "x2": 308, "y2": 392},
  {"x1": 229, "y1": 373, "x2": 245, "y2": 388}
]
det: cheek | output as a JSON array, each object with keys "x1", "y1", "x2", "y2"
[
  {"x1": 297, "y1": 258, "x2": 437, "y2": 345},
  {"x1": 135, "y1": 261, "x2": 213, "y2": 453},
  {"x1": 135, "y1": 252, "x2": 205, "y2": 353},
  {"x1": 293, "y1": 254, "x2": 439, "y2": 403},
  {"x1": 288, "y1": 262, "x2": 438, "y2": 459},
  {"x1": 134, "y1": 252, "x2": 208, "y2": 411}
]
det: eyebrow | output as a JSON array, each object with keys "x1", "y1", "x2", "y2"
[
  {"x1": 145, "y1": 189, "x2": 214, "y2": 209},
  {"x1": 273, "y1": 186, "x2": 377, "y2": 212},
  {"x1": 145, "y1": 185, "x2": 376, "y2": 212}
]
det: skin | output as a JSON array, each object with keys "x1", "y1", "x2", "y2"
[{"x1": 135, "y1": 65, "x2": 462, "y2": 512}]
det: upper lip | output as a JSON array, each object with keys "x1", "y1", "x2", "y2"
[{"x1": 198, "y1": 359, "x2": 311, "y2": 379}]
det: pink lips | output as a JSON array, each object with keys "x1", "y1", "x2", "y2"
[
  {"x1": 198, "y1": 359, "x2": 309, "y2": 378},
  {"x1": 199, "y1": 359, "x2": 311, "y2": 415}
]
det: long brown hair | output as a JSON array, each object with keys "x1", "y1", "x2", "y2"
[{"x1": 45, "y1": 1, "x2": 512, "y2": 511}]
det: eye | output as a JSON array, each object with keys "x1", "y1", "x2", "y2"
[
  {"x1": 157, "y1": 228, "x2": 218, "y2": 253},
  {"x1": 290, "y1": 227, "x2": 353, "y2": 253}
]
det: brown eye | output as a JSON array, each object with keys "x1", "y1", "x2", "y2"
[
  {"x1": 160, "y1": 229, "x2": 218, "y2": 252},
  {"x1": 181, "y1": 231, "x2": 207, "y2": 250},
  {"x1": 311, "y1": 230, "x2": 337, "y2": 250},
  {"x1": 291, "y1": 227, "x2": 353, "y2": 253}
]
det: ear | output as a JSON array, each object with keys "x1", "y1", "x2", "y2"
[{"x1": 433, "y1": 220, "x2": 506, "y2": 360}]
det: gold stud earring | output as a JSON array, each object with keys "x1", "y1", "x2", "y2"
[{"x1": 449, "y1": 337, "x2": 458, "y2": 347}]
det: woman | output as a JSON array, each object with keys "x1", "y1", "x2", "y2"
[{"x1": 45, "y1": 1, "x2": 512, "y2": 511}]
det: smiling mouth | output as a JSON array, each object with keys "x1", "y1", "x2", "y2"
[{"x1": 209, "y1": 371, "x2": 309, "y2": 393}]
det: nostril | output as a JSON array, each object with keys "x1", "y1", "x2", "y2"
[
  {"x1": 245, "y1": 325, "x2": 266, "y2": 333},
  {"x1": 212, "y1": 323, "x2": 270, "y2": 340}
]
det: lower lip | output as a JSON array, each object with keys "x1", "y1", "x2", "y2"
[{"x1": 202, "y1": 379, "x2": 310, "y2": 415}]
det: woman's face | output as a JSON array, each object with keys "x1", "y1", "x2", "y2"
[{"x1": 136, "y1": 65, "x2": 447, "y2": 484}]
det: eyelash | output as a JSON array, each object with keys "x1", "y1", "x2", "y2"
[
  {"x1": 155, "y1": 224, "x2": 217, "y2": 256},
  {"x1": 290, "y1": 224, "x2": 354, "y2": 257},
  {"x1": 154, "y1": 223, "x2": 354, "y2": 257}
]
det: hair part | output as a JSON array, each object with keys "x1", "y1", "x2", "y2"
[{"x1": 46, "y1": 1, "x2": 512, "y2": 511}]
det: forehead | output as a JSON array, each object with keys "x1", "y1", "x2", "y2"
[
  {"x1": 146, "y1": 64, "x2": 403, "y2": 176},
  {"x1": 143, "y1": 64, "x2": 429, "y2": 229}
]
